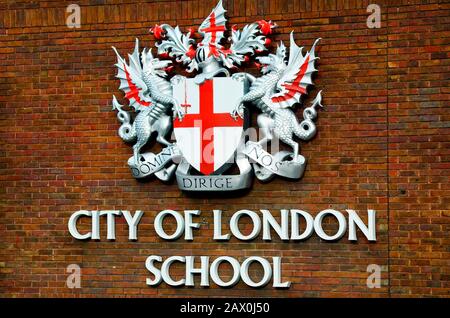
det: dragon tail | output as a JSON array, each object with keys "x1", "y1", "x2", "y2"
[
  {"x1": 293, "y1": 117, "x2": 317, "y2": 141},
  {"x1": 293, "y1": 91, "x2": 323, "y2": 141},
  {"x1": 112, "y1": 96, "x2": 137, "y2": 142}
]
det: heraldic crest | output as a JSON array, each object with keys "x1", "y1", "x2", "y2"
[{"x1": 111, "y1": 0, "x2": 323, "y2": 192}]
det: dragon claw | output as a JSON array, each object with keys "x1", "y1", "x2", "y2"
[
  {"x1": 230, "y1": 106, "x2": 244, "y2": 120},
  {"x1": 174, "y1": 107, "x2": 185, "y2": 121}
]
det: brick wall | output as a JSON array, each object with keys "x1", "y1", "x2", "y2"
[{"x1": 0, "y1": 0, "x2": 448, "y2": 297}]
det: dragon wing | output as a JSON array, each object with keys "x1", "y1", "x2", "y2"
[
  {"x1": 271, "y1": 33, "x2": 320, "y2": 109},
  {"x1": 198, "y1": 0, "x2": 227, "y2": 53},
  {"x1": 112, "y1": 38, "x2": 152, "y2": 111}
]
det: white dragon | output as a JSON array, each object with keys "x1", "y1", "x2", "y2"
[
  {"x1": 111, "y1": 39, "x2": 183, "y2": 165},
  {"x1": 231, "y1": 32, "x2": 323, "y2": 162}
]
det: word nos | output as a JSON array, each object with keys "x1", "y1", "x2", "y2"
[{"x1": 68, "y1": 209, "x2": 377, "y2": 242}]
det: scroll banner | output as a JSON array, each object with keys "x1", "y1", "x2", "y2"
[
  {"x1": 128, "y1": 145, "x2": 181, "y2": 181},
  {"x1": 243, "y1": 141, "x2": 306, "y2": 180},
  {"x1": 176, "y1": 151, "x2": 253, "y2": 191}
]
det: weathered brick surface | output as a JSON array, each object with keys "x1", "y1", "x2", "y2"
[
  {"x1": 386, "y1": 2, "x2": 449, "y2": 297},
  {"x1": 0, "y1": 0, "x2": 448, "y2": 297}
]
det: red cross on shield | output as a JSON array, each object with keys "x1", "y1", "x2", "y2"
[{"x1": 173, "y1": 77, "x2": 245, "y2": 175}]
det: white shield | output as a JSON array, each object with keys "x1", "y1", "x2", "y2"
[{"x1": 172, "y1": 77, "x2": 246, "y2": 175}]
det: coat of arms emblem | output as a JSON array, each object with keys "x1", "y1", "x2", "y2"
[{"x1": 111, "y1": 0, "x2": 323, "y2": 192}]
